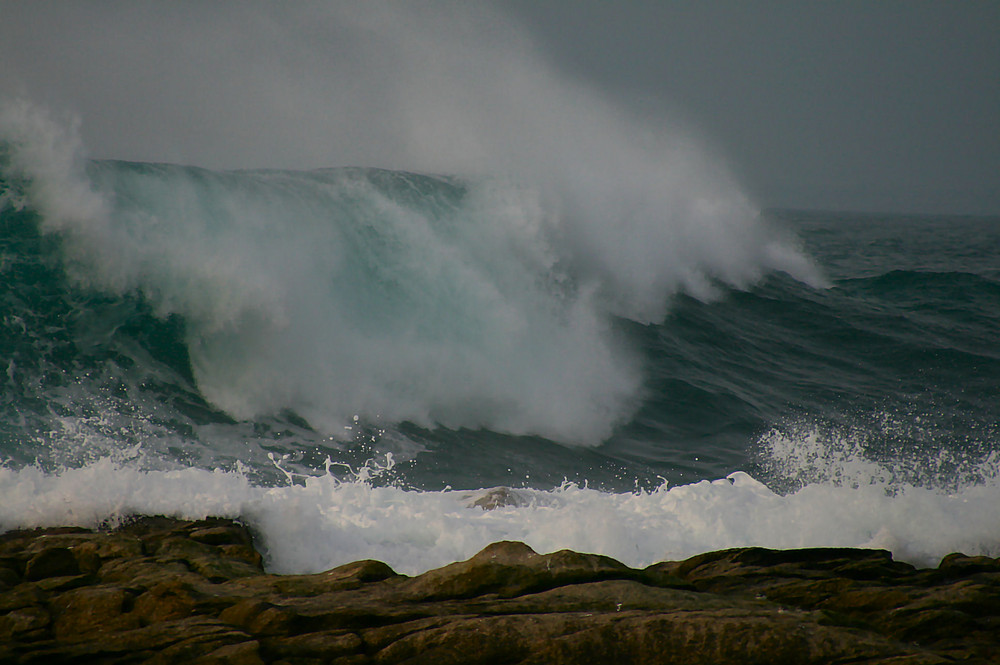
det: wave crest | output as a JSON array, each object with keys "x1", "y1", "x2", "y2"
[{"x1": 1, "y1": 99, "x2": 823, "y2": 445}]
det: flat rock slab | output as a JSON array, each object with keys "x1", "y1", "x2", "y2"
[{"x1": 1, "y1": 517, "x2": 998, "y2": 664}]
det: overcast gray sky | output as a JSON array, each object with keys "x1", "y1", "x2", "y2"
[
  {"x1": 502, "y1": 1, "x2": 1000, "y2": 214},
  {"x1": 1, "y1": 1, "x2": 997, "y2": 214}
]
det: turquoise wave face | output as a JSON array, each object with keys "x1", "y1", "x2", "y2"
[
  {"x1": 2, "y1": 143, "x2": 999, "y2": 493},
  {"x1": 0, "y1": 197, "x2": 209, "y2": 468}
]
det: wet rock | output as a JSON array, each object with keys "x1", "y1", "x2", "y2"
[
  {"x1": 33, "y1": 573, "x2": 94, "y2": 592},
  {"x1": 193, "y1": 640, "x2": 265, "y2": 665},
  {"x1": 24, "y1": 546, "x2": 79, "y2": 580},
  {"x1": 0, "y1": 604, "x2": 49, "y2": 641},
  {"x1": 261, "y1": 630, "x2": 363, "y2": 660},
  {"x1": 50, "y1": 584, "x2": 138, "y2": 639},
  {"x1": 464, "y1": 486, "x2": 530, "y2": 510},
  {"x1": 0, "y1": 517, "x2": 997, "y2": 664},
  {"x1": 189, "y1": 525, "x2": 253, "y2": 547},
  {"x1": 133, "y1": 578, "x2": 211, "y2": 623},
  {"x1": 0, "y1": 565, "x2": 21, "y2": 589},
  {"x1": 187, "y1": 555, "x2": 264, "y2": 582},
  {"x1": 401, "y1": 540, "x2": 681, "y2": 601}
]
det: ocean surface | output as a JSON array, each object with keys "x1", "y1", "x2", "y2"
[{"x1": 2, "y1": 103, "x2": 999, "y2": 575}]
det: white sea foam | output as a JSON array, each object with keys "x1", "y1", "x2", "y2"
[{"x1": 2, "y1": 456, "x2": 997, "y2": 576}]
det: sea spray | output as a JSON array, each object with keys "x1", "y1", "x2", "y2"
[
  {"x1": 1, "y1": 101, "x2": 821, "y2": 447},
  {"x1": 753, "y1": 413, "x2": 1000, "y2": 494}
]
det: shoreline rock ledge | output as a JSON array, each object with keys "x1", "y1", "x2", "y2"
[{"x1": 1, "y1": 517, "x2": 998, "y2": 664}]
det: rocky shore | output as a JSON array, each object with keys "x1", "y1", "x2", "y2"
[{"x1": 1, "y1": 516, "x2": 998, "y2": 664}]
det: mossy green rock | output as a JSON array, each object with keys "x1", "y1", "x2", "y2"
[{"x1": 1, "y1": 517, "x2": 997, "y2": 664}]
